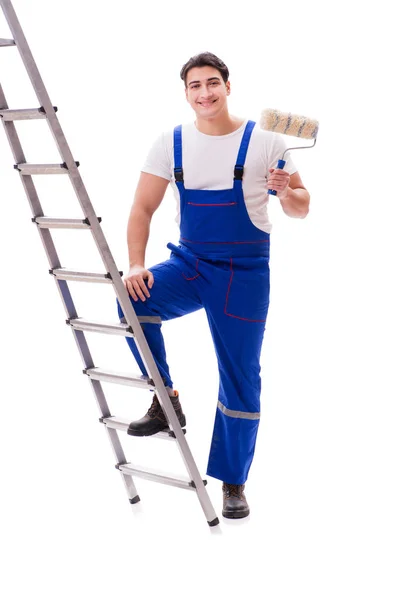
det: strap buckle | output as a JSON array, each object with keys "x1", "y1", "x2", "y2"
[
  {"x1": 234, "y1": 165, "x2": 244, "y2": 180},
  {"x1": 174, "y1": 167, "x2": 184, "y2": 182}
]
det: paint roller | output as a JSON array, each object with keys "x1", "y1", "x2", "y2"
[{"x1": 260, "y1": 108, "x2": 319, "y2": 195}]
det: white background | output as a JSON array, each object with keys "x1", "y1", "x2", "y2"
[{"x1": 1, "y1": 0, "x2": 399, "y2": 598}]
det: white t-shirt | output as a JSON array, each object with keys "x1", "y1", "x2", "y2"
[{"x1": 141, "y1": 119, "x2": 297, "y2": 233}]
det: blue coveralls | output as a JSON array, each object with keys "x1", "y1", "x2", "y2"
[{"x1": 118, "y1": 120, "x2": 270, "y2": 484}]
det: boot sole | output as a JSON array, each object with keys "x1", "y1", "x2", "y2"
[
  {"x1": 222, "y1": 508, "x2": 250, "y2": 519},
  {"x1": 127, "y1": 426, "x2": 169, "y2": 437},
  {"x1": 128, "y1": 417, "x2": 186, "y2": 437}
]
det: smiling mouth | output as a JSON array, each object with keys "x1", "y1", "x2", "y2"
[{"x1": 198, "y1": 99, "x2": 218, "y2": 106}]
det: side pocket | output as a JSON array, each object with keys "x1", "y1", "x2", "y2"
[
  {"x1": 224, "y1": 258, "x2": 270, "y2": 322},
  {"x1": 182, "y1": 258, "x2": 200, "y2": 281}
]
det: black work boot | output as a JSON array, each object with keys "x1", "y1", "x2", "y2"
[
  {"x1": 127, "y1": 391, "x2": 186, "y2": 436},
  {"x1": 222, "y1": 483, "x2": 250, "y2": 519}
]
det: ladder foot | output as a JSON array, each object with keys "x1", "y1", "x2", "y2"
[
  {"x1": 129, "y1": 495, "x2": 141, "y2": 504},
  {"x1": 167, "y1": 428, "x2": 187, "y2": 438},
  {"x1": 208, "y1": 517, "x2": 220, "y2": 527}
]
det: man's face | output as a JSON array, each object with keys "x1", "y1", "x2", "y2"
[{"x1": 185, "y1": 66, "x2": 230, "y2": 119}]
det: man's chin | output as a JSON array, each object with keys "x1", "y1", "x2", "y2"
[{"x1": 196, "y1": 107, "x2": 220, "y2": 119}]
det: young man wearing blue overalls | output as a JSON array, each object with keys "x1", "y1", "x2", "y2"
[{"x1": 118, "y1": 52, "x2": 310, "y2": 519}]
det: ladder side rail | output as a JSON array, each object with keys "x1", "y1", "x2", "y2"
[
  {"x1": 1, "y1": 85, "x2": 97, "y2": 373},
  {"x1": 2, "y1": 0, "x2": 218, "y2": 523},
  {"x1": 0, "y1": 82, "x2": 140, "y2": 501},
  {"x1": 116, "y1": 288, "x2": 220, "y2": 523},
  {"x1": 1, "y1": 0, "x2": 116, "y2": 269},
  {"x1": 0, "y1": 3, "x2": 153, "y2": 329},
  {"x1": 1, "y1": 83, "x2": 92, "y2": 366},
  {"x1": 0, "y1": 82, "x2": 159, "y2": 513},
  {"x1": 104, "y1": 419, "x2": 140, "y2": 502},
  {"x1": 1, "y1": 84, "x2": 51, "y2": 255},
  {"x1": 0, "y1": 0, "x2": 114, "y2": 277}
]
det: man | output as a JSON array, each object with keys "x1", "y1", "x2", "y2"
[{"x1": 117, "y1": 52, "x2": 310, "y2": 519}]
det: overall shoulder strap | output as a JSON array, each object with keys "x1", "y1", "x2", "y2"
[
  {"x1": 173, "y1": 125, "x2": 184, "y2": 182},
  {"x1": 234, "y1": 120, "x2": 256, "y2": 180}
]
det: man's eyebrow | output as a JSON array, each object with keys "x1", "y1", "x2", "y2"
[{"x1": 188, "y1": 77, "x2": 221, "y2": 86}]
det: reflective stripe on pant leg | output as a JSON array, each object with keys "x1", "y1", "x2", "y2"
[
  {"x1": 217, "y1": 401, "x2": 260, "y2": 420},
  {"x1": 207, "y1": 409, "x2": 260, "y2": 485}
]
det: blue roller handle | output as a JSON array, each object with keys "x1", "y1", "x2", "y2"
[{"x1": 268, "y1": 158, "x2": 286, "y2": 195}]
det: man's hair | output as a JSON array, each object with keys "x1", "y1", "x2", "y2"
[{"x1": 180, "y1": 52, "x2": 229, "y2": 87}]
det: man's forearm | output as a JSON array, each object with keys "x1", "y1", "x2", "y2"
[
  {"x1": 279, "y1": 187, "x2": 310, "y2": 218},
  {"x1": 127, "y1": 207, "x2": 151, "y2": 267}
]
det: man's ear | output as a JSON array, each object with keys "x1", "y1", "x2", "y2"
[{"x1": 226, "y1": 81, "x2": 231, "y2": 95}]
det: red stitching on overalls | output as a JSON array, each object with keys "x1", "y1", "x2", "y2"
[
  {"x1": 187, "y1": 202, "x2": 237, "y2": 206},
  {"x1": 224, "y1": 258, "x2": 266, "y2": 323},
  {"x1": 182, "y1": 259, "x2": 200, "y2": 281},
  {"x1": 181, "y1": 237, "x2": 269, "y2": 245}
]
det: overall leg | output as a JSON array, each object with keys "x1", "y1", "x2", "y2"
[
  {"x1": 117, "y1": 253, "x2": 203, "y2": 388},
  {"x1": 203, "y1": 256, "x2": 270, "y2": 485}
]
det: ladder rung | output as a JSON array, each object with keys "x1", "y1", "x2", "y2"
[
  {"x1": 0, "y1": 107, "x2": 53, "y2": 121},
  {"x1": 117, "y1": 463, "x2": 200, "y2": 491},
  {"x1": 101, "y1": 416, "x2": 186, "y2": 440},
  {"x1": 0, "y1": 39, "x2": 15, "y2": 46},
  {"x1": 84, "y1": 367, "x2": 154, "y2": 389},
  {"x1": 68, "y1": 318, "x2": 134, "y2": 337},
  {"x1": 50, "y1": 268, "x2": 120, "y2": 283},
  {"x1": 14, "y1": 162, "x2": 79, "y2": 175},
  {"x1": 34, "y1": 217, "x2": 93, "y2": 229}
]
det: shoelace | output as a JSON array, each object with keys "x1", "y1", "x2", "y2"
[
  {"x1": 147, "y1": 394, "x2": 180, "y2": 417},
  {"x1": 147, "y1": 395, "x2": 162, "y2": 418},
  {"x1": 224, "y1": 484, "x2": 244, "y2": 498}
]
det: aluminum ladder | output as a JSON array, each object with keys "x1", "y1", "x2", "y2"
[{"x1": 0, "y1": 0, "x2": 219, "y2": 527}]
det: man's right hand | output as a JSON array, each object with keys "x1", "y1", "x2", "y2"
[{"x1": 124, "y1": 265, "x2": 154, "y2": 301}]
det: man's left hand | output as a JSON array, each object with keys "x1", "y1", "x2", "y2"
[{"x1": 267, "y1": 168, "x2": 290, "y2": 199}]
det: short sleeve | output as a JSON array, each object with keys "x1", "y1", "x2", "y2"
[
  {"x1": 141, "y1": 132, "x2": 172, "y2": 181},
  {"x1": 267, "y1": 132, "x2": 297, "y2": 175}
]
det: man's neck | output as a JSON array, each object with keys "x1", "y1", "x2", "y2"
[{"x1": 195, "y1": 113, "x2": 245, "y2": 136}]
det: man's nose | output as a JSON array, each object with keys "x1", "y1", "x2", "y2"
[{"x1": 200, "y1": 86, "x2": 213, "y2": 98}]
